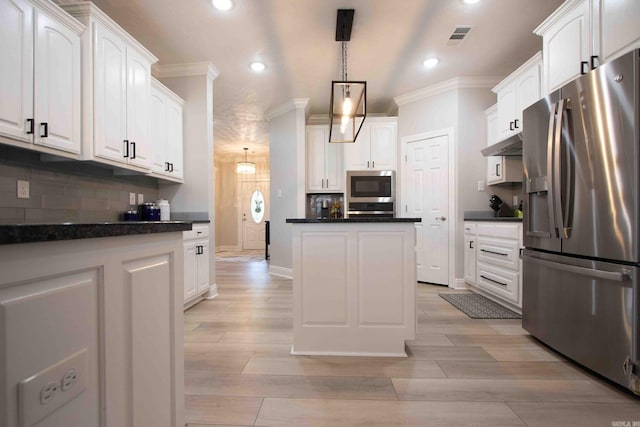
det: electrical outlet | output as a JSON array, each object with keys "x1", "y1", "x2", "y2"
[
  {"x1": 17, "y1": 180, "x2": 30, "y2": 199},
  {"x1": 513, "y1": 195, "x2": 519, "y2": 206},
  {"x1": 61, "y1": 369, "x2": 78, "y2": 391},
  {"x1": 18, "y1": 348, "x2": 88, "y2": 427},
  {"x1": 137, "y1": 193, "x2": 144, "y2": 204},
  {"x1": 129, "y1": 192, "x2": 136, "y2": 205},
  {"x1": 477, "y1": 180, "x2": 486, "y2": 192}
]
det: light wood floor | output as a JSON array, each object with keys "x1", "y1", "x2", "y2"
[{"x1": 184, "y1": 257, "x2": 640, "y2": 426}]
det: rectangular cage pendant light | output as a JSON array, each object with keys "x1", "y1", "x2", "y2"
[
  {"x1": 328, "y1": 9, "x2": 366, "y2": 143},
  {"x1": 329, "y1": 80, "x2": 366, "y2": 143}
]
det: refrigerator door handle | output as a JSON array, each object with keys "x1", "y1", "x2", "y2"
[
  {"x1": 524, "y1": 256, "x2": 631, "y2": 282},
  {"x1": 546, "y1": 101, "x2": 558, "y2": 237},
  {"x1": 553, "y1": 98, "x2": 572, "y2": 239}
]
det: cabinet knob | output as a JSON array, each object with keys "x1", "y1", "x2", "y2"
[{"x1": 436, "y1": 216, "x2": 447, "y2": 221}]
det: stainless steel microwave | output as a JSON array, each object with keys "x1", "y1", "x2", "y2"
[{"x1": 346, "y1": 170, "x2": 395, "y2": 203}]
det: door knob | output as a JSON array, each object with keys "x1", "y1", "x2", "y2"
[{"x1": 436, "y1": 216, "x2": 446, "y2": 221}]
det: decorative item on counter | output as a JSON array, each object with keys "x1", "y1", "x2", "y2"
[
  {"x1": 140, "y1": 202, "x2": 160, "y2": 221},
  {"x1": 330, "y1": 201, "x2": 342, "y2": 218},
  {"x1": 123, "y1": 208, "x2": 138, "y2": 221},
  {"x1": 156, "y1": 199, "x2": 170, "y2": 221},
  {"x1": 514, "y1": 200, "x2": 523, "y2": 218},
  {"x1": 489, "y1": 194, "x2": 514, "y2": 217}
]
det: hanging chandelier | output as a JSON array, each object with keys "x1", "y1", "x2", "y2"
[
  {"x1": 236, "y1": 147, "x2": 256, "y2": 174},
  {"x1": 329, "y1": 9, "x2": 366, "y2": 143}
]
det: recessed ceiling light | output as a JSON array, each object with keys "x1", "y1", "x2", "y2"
[
  {"x1": 423, "y1": 58, "x2": 439, "y2": 69},
  {"x1": 250, "y1": 61, "x2": 266, "y2": 72},
  {"x1": 462, "y1": 0, "x2": 481, "y2": 4},
  {"x1": 212, "y1": 0, "x2": 233, "y2": 11}
]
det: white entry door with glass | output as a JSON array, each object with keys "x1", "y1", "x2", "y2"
[{"x1": 242, "y1": 181, "x2": 269, "y2": 250}]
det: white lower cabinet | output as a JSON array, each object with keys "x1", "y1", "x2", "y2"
[
  {"x1": 0, "y1": 232, "x2": 185, "y2": 427},
  {"x1": 464, "y1": 221, "x2": 523, "y2": 309},
  {"x1": 183, "y1": 224, "x2": 211, "y2": 306}
]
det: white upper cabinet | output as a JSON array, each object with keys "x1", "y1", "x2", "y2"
[
  {"x1": 344, "y1": 118, "x2": 397, "y2": 171},
  {"x1": 536, "y1": 0, "x2": 590, "y2": 93},
  {"x1": 0, "y1": 0, "x2": 82, "y2": 157},
  {"x1": 492, "y1": 52, "x2": 541, "y2": 141},
  {"x1": 595, "y1": 0, "x2": 640, "y2": 62},
  {"x1": 150, "y1": 78, "x2": 184, "y2": 182},
  {"x1": 306, "y1": 125, "x2": 343, "y2": 193},
  {"x1": 61, "y1": 2, "x2": 158, "y2": 172},
  {"x1": 486, "y1": 104, "x2": 523, "y2": 185},
  {"x1": 536, "y1": 0, "x2": 640, "y2": 94}
]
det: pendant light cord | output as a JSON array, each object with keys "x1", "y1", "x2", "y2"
[{"x1": 342, "y1": 41, "x2": 348, "y2": 81}]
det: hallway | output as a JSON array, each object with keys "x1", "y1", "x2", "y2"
[{"x1": 184, "y1": 258, "x2": 640, "y2": 426}]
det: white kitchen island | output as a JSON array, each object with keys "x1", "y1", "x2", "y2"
[{"x1": 286, "y1": 217, "x2": 421, "y2": 357}]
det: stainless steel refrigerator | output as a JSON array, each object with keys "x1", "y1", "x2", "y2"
[{"x1": 522, "y1": 49, "x2": 640, "y2": 394}]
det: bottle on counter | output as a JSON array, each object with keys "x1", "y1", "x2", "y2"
[{"x1": 156, "y1": 199, "x2": 170, "y2": 221}]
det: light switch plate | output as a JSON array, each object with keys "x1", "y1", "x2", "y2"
[
  {"x1": 137, "y1": 193, "x2": 144, "y2": 204},
  {"x1": 18, "y1": 348, "x2": 88, "y2": 427},
  {"x1": 477, "y1": 180, "x2": 486, "y2": 192},
  {"x1": 129, "y1": 192, "x2": 136, "y2": 205}
]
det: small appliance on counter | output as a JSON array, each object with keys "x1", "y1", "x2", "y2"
[
  {"x1": 489, "y1": 195, "x2": 514, "y2": 217},
  {"x1": 123, "y1": 208, "x2": 138, "y2": 221},
  {"x1": 139, "y1": 202, "x2": 160, "y2": 221}
]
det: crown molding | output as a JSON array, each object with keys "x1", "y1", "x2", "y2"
[
  {"x1": 534, "y1": 0, "x2": 583, "y2": 35},
  {"x1": 153, "y1": 62, "x2": 220, "y2": 81},
  {"x1": 394, "y1": 77, "x2": 501, "y2": 106},
  {"x1": 265, "y1": 98, "x2": 309, "y2": 121},
  {"x1": 60, "y1": 2, "x2": 157, "y2": 63}
]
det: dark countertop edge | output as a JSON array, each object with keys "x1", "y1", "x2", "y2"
[
  {"x1": 463, "y1": 217, "x2": 523, "y2": 222},
  {"x1": 286, "y1": 218, "x2": 422, "y2": 223},
  {"x1": 0, "y1": 221, "x2": 193, "y2": 245}
]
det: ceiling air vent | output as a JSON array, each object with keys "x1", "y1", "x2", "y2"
[{"x1": 447, "y1": 25, "x2": 473, "y2": 46}]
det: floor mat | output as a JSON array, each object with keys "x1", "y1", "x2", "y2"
[{"x1": 439, "y1": 293, "x2": 521, "y2": 319}]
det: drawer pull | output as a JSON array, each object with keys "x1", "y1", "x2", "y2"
[
  {"x1": 480, "y1": 249, "x2": 508, "y2": 257},
  {"x1": 480, "y1": 275, "x2": 507, "y2": 287}
]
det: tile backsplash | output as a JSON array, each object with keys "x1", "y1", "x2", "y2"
[{"x1": 0, "y1": 145, "x2": 159, "y2": 223}]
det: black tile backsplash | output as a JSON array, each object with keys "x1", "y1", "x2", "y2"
[{"x1": 0, "y1": 145, "x2": 159, "y2": 223}]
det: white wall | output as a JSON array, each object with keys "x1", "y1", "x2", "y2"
[
  {"x1": 267, "y1": 101, "x2": 307, "y2": 274},
  {"x1": 157, "y1": 73, "x2": 216, "y2": 287}
]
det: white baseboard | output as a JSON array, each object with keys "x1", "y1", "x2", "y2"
[
  {"x1": 449, "y1": 278, "x2": 468, "y2": 290},
  {"x1": 290, "y1": 346, "x2": 407, "y2": 358},
  {"x1": 216, "y1": 245, "x2": 241, "y2": 252},
  {"x1": 269, "y1": 265, "x2": 293, "y2": 279},
  {"x1": 205, "y1": 283, "x2": 218, "y2": 299}
]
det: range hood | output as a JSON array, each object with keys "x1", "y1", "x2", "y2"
[{"x1": 481, "y1": 132, "x2": 522, "y2": 156}]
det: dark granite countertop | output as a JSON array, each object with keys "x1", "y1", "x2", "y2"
[
  {"x1": 0, "y1": 221, "x2": 193, "y2": 245},
  {"x1": 464, "y1": 211, "x2": 522, "y2": 222},
  {"x1": 286, "y1": 217, "x2": 421, "y2": 223}
]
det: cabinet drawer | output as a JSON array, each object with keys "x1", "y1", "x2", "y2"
[
  {"x1": 477, "y1": 262, "x2": 520, "y2": 305},
  {"x1": 183, "y1": 224, "x2": 209, "y2": 240},
  {"x1": 477, "y1": 223, "x2": 521, "y2": 240},
  {"x1": 463, "y1": 222, "x2": 476, "y2": 234},
  {"x1": 477, "y1": 237, "x2": 520, "y2": 271}
]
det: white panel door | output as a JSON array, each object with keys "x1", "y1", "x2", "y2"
[
  {"x1": 166, "y1": 97, "x2": 184, "y2": 180},
  {"x1": 344, "y1": 124, "x2": 370, "y2": 170},
  {"x1": 496, "y1": 81, "x2": 517, "y2": 140},
  {"x1": 306, "y1": 127, "x2": 326, "y2": 191},
  {"x1": 33, "y1": 8, "x2": 81, "y2": 154},
  {"x1": 406, "y1": 135, "x2": 449, "y2": 285},
  {"x1": 184, "y1": 242, "x2": 198, "y2": 302},
  {"x1": 196, "y1": 240, "x2": 210, "y2": 294},
  {"x1": 598, "y1": 0, "x2": 640, "y2": 61},
  {"x1": 0, "y1": 0, "x2": 33, "y2": 143},
  {"x1": 543, "y1": 0, "x2": 590, "y2": 93},
  {"x1": 126, "y1": 48, "x2": 151, "y2": 168},
  {"x1": 94, "y1": 23, "x2": 127, "y2": 162},
  {"x1": 242, "y1": 181, "x2": 269, "y2": 250},
  {"x1": 369, "y1": 122, "x2": 397, "y2": 170},
  {"x1": 149, "y1": 85, "x2": 167, "y2": 174}
]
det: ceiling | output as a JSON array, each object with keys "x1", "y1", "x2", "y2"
[{"x1": 84, "y1": 0, "x2": 563, "y2": 157}]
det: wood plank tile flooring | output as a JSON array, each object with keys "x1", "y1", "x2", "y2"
[{"x1": 184, "y1": 256, "x2": 640, "y2": 426}]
